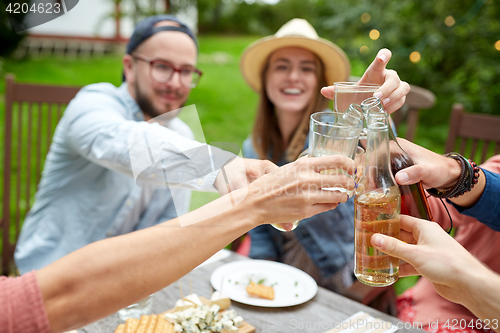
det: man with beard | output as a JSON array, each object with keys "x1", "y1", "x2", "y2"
[{"x1": 14, "y1": 15, "x2": 272, "y2": 273}]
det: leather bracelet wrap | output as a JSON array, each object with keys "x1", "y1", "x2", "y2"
[{"x1": 427, "y1": 152, "x2": 481, "y2": 198}]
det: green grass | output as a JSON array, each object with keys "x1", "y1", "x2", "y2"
[{"x1": 0, "y1": 36, "x2": 451, "y2": 291}]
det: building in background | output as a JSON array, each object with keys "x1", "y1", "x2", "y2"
[{"x1": 17, "y1": 0, "x2": 197, "y2": 57}]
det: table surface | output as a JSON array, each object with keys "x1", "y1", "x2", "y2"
[{"x1": 79, "y1": 252, "x2": 423, "y2": 333}]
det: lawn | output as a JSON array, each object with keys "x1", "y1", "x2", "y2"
[{"x1": 0, "y1": 35, "x2": 447, "y2": 289}]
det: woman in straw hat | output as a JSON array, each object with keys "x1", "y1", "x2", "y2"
[{"x1": 240, "y1": 18, "x2": 410, "y2": 293}]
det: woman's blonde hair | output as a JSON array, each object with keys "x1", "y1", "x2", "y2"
[{"x1": 251, "y1": 52, "x2": 329, "y2": 163}]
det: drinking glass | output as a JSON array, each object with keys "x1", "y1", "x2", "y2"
[
  {"x1": 117, "y1": 295, "x2": 153, "y2": 320},
  {"x1": 270, "y1": 111, "x2": 363, "y2": 232},
  {"x1": 335, "y1": 82, "x2": 381, "y2": 141},
  {"x1": 334, "y1": 82, "x2": 381, "y2": 113},
  {"x1": 353, "y1": 146, "x2": 366, "y2": 194}
]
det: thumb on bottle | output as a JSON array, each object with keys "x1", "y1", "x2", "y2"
[
  {"x1": 395, "y1": 171, "x2": 410, "y2": 184},
  {"x1": 395, "y1": 164, "x2": 425, "y2": 185},
  {"x1": 371, "y1": 233, "x2": 413, "y2": 262}
]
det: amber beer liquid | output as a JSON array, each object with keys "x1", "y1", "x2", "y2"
[
  {"x1": 354, "y1": 187, "x2": 400, "y2": 286},
  {"x1": 360, "y1": 96, "x2": 434, "y2": 222},
  {"x1": 354, "y1": 104, "x2": 401, "y2": 287}
]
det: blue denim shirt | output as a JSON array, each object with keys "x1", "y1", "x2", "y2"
[
  {"x1": 449, "y1": 168, "x2": 500, "y2": 231},
  {"x1": 242, "y1": 136, "x2": 355, "y2": 279},
  {"x1": 14, "y1": 82, "x2": 234, "y2": 273}
]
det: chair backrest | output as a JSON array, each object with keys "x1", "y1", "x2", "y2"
[
  {"x1": 1, "y1": 74, "x2": 81, "y2": 275},
  {"x1": 445, "y1": 103, "x2": 500, "y2": 164},
  {"x1": 391, "y1": 84, "x2": 436, "y2": 141}
]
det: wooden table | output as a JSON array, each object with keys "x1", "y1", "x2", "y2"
[{"x1": 79, "y1": 252, "x2": 423, "y2": 333}]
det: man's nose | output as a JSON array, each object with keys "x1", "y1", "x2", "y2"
[{"x1": 166, "y1": 71, "x2": 183, "y2": 89}]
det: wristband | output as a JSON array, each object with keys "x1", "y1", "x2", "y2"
[{"x1": 427, "y1": 153, "x2": 480, "y2": 198}]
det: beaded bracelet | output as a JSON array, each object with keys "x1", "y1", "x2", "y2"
[{"x1": 427, "y1": 153, "x2": 481, "y2": 199}]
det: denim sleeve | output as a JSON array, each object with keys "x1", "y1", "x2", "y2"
[
  {"x1": 64, "y1": 92, "x2": 234, "y2": 191},
  {"x1": 248, "y1": 225, "x2": 280, "y2": 261},
  {"x1": 293, "y1": 199, "x2": 355, "y2": 278},
  {"x1": 448, "y1": 169, "x2": 500, "y2": 231},
  {"x1": 242, "y1": 136, "x2": 259, "y2": 159}
]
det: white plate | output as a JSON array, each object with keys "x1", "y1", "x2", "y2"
[
  {"x1": 210, "y1": 260, "x2": 318, "y2": 307},
  {"x1": 196, "y1": 249, "x2": 232, "y2": 269}
]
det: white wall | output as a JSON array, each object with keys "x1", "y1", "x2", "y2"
[
  {"x1": 28, "y1": 0, "x2": 138, "y2": 39},
  {"x1": 27, "y1": 0, "x2": 197, "y2": 39}
]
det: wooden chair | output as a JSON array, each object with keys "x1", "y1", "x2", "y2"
[
  {"x1": 1, "y1": 74, "x2": 81, "y2": 276},
  {"x1": 445, "y1": 103, "x2": 500, "y2": 163},
  {"x1": 391, "y1": 84, "x2": 436, "y2": 142}
]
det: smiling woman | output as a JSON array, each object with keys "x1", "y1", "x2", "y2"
[
  {"x1": 240, "y1": 18, "x2": 350, "y2": 164},
  {"x1": 239, "y1": 18, "x2": 358, "y2": 294},
  {"x1": 265, "y1": 47, "x2": 319, "y2": 142},
  {"x1": 239, "y1": 18, "x2": 410, "y2": 293}
]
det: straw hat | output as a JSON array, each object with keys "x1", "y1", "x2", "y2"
[{"x1": 240, "y1": 18, "x2": 350, "y2": 93}]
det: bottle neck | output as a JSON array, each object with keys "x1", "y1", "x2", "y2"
[
  {"x1": 366, "y1": 124, "x2": 392, "y2": 174},
  {"x1": 360, "y1": 97, "x2": 415, "y2": 165},
  {"x1": 364, "y1": 111, "x2": 397, "y2": 190}
]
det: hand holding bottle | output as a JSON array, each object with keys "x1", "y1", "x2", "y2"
[
  {"x1": 394, "y1": 139, "x2": 486, "y2": 208},
  {"x1": 393, "y1": 139, "x2": 462, "y2": 189},
  {"x1": 371, "y1": 215, "x2": 500, "y2": 330}
]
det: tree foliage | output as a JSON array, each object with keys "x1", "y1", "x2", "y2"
[
  {"x1": 196, "y1": 0, "x2": 500, "y2": 123},
  {"x1": 0, "y1": 0, "x2": 28, "y2": 57}
]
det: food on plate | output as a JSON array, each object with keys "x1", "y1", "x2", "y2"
[
  {"x1": 209, "y1": 291, "x2": 231, "y2": 310},
  {"x1": 167, "y1": 302, "x2": 245, "y2": 333},
  {"x1": 246, "y1": 282, "x2": 275, "y2": 300},
  {"x1": 125, "y1": 318, "x2": 140, "y2": 333},
  {"x1": 113, "y1": 293, "x2": 252, "y2": 333},
  {"x1": 122, "y1": 315, "x2": 174, "y2": 333},
  {"x1": 115, "y1": 323, "x2": 125, "y2": 333},
  {"x1": 136, "y1": 314, "x2": 151, "y2": 333},
  {"x1": 174, "y1": 293, "x2": 203, "y2": 312},
  {"x1": 154, "y1": 316, "x2": 173, "y2": 333}
]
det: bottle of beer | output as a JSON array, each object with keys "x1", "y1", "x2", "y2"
[
  {"x1": 360, "y1": 97, "x2": 433, "y2": 221},
  {"x1": 354, "y1": 111, "x2": 400, "y2": 286}
]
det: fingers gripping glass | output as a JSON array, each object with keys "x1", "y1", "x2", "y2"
[{"x1": 132, "y1": 53, "x2": 203, "y2": 88}]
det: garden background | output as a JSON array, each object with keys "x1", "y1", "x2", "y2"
[{"x1": 1, "y1": 0, "x2": 499, "y2": 290}]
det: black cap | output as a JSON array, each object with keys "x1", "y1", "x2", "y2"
[{"x1": 126, "y1": 14, "x2": 198, "y2": 55}]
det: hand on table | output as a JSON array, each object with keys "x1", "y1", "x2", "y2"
[{"x1": 321, "y1": 48, "x2": 410, "y2": 114}]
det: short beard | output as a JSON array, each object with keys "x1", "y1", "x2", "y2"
[
  {"x1": 134, "y1": 82, "x2": 186, "y2": 122},
  {"x1": 134, "y1": 81, "x2": 165, "y2": 120}
]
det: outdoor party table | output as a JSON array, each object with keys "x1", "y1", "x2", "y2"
[{"x1": 78, "y1": 251, "x2": 424, "y2": 333}]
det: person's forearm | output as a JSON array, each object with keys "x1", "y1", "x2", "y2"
[
  {"x1": 396, "y1": 139, "x2": 487, "y2": 208},
  {"x1": 70, "y1": 116, "x2": 234, "y2": 191},
  {"x1": 462, "y1": 268, "x2": 500, "y2": 333},
  {"x1": 37, "y1": 189, "x2": 255, "y2": 333}
]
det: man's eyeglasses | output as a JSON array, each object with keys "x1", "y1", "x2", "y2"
[{"x1": 132, "y1": 53, "x2": 202, "y2": 88}]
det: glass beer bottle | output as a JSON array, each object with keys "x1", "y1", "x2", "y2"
[
  {"x1": 360, "y1": 97, "x2": 433, "y2": 221},
  {"x1": 354, "y1": 111, "x2": 401, "y2": 287}
]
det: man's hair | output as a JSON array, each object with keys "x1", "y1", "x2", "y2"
[{"x1": 126, "y1": 14, "x2": 198, "y2": 55}]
